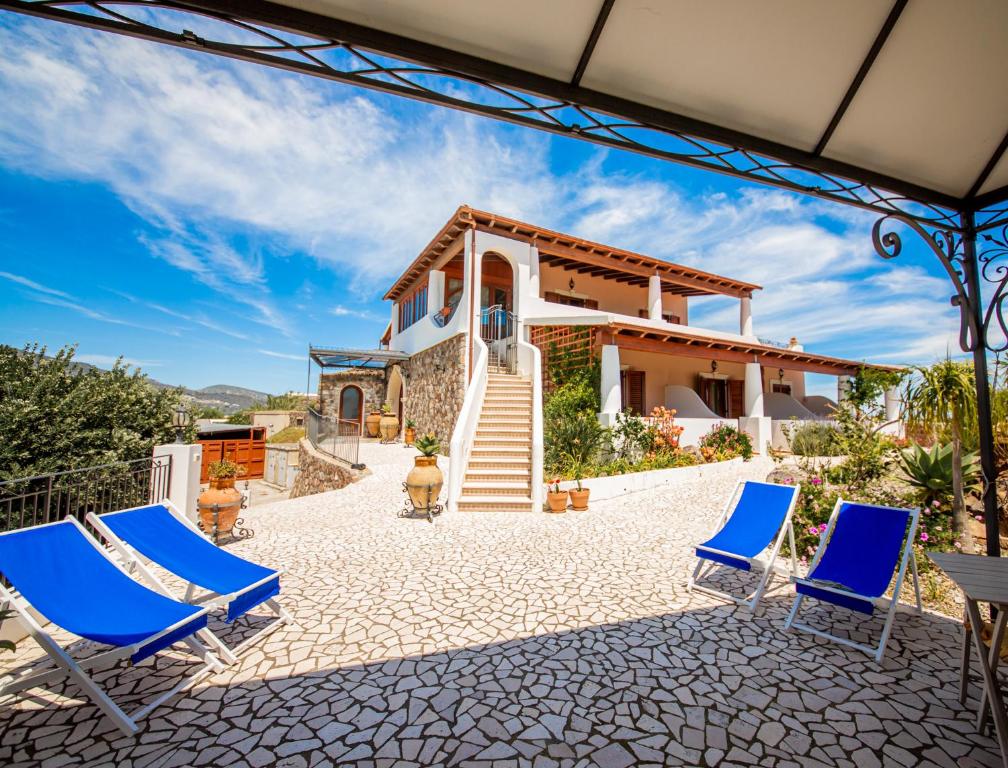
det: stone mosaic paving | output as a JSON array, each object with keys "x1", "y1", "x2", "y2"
[{"x1": 0, "y1": 443, "x2": 1003, "y2": 767}]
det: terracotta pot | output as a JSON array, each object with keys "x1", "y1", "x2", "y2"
[
  {"x1": 379, "y1": 413, "x2": 399, "y2": 442},
  {"x1": 546, "y1": 490, "x2": 568, "y2": 513},
  {"x1": 569, "y1": 487, "x2": 590, "y2": 511},
  {"x1": 404, "y1": 427, "x2": 416, "y2": 446},
  {"x1": 406, "y1": 455, "x2": 443, "y2": 512},
  {"x1": 365, "y1": 411, "x2": 381, "y2": 438},
  {"x1": 198, "y1": 477, "x2": 242, "y2": 536}
]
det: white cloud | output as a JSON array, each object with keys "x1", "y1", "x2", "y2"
[
  {"x1": 0, "y1": 18, "x2": 964, "y2": 368},
  {"x1": 259, "y1": 349, "x2": 304, "y2": 361},
  {"x1": 76, "y1": 353, "x2": 161, "y2": 369},
  {"x1": 331, "y1": 305, "x2": 386, "y2": 323},
  {"x1": 0, "y1": 270, "x2": 73, "y2": 299}
]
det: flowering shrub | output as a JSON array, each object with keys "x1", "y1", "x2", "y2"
[
  {"x1": 699, "y1": 424, "x2": 753, "y2": 462},
  {"x1": 780, "y1": 474, "x2": 840, "y2": 566},
  {"x1": 648, "y1": 406, "x2": 685, "y2": 451}
]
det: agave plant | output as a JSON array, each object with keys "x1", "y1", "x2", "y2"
[
  {"x1": 413, "y1": 432, "x2": 440, "y2": 457},
  {"x1": 898, "y1": 442, "x2": 980, "y2": 505}
]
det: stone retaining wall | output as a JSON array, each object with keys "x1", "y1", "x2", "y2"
[
  {"x1": 290, "y1": 438, "x2": 369, "y2": 498},
  {"x1": 399, "y1": 334, "x2": 467, "y2": 452}
]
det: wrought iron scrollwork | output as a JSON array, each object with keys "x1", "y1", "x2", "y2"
[
  {"x1": 869, "y1": 214, "x2": 1008, "y2": 353},
  {"x1": 0, "y1": 0, "x2": 965, "y2": 231}
]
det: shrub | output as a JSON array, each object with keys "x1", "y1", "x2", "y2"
[
  {"x1": 0, "y1": 343, "x2": 187, "y2": 480},
  {"x1": 208, "y1": 458, "x2": 246, "y2": 480},
  {"x1": 414, "y1": 432, "x2": 440, "y2": 457},
  {"x1": 699, "y1": 424, "x2": 753, "y2": 462},
  {"x1": 786, "y1": 421, "x2": 842, "y2": 456},
  {"x1": 826, "y1": 407, "x2": 895, "y2": 485},
  {"x1": 544, "y1": 375, "x2": 605, "y2": 473}
]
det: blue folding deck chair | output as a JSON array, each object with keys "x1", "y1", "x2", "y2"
[
  {"x1": 0, "y1": 518, "x2": 224, "y2": 736},
  {"x1": 785, "y1": 499, "x2": 922, "y2": 662},
  {"x1": 87, "y1": 502, "x2": 292, "y2": 663},
  {"x1": 687, "y1": 480, "x2": 799, "y2": 612}
]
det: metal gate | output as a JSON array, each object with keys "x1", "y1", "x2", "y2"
[{"x1": 480, "y1": 304, "x2": 517, "y2": 374}]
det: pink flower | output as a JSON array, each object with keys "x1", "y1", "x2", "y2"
[
  {"x1": 931, "y1": 500, "x2": 941, "y2": 508},
  {"x1": 806, "y1": 546, "x2": 816, "y2": 555},
  {"x1": 920, "y1": 532, "x2": 929, "y2": 542},
  {"x1": 811, "y1": 477, "x2": 822, "y2": 486},
  {"x1": 818, "y1": 523, "x2": 828, "y2": 533},
  {"x1": 807, "y1": 526, "x2": 819, "y2": 535},
  {"x1": 954, "y1": 540, "x2": 963, "y2": 549},
  {"x1": 976, "y1": 514, "x2": 984, "y2": 521},
  {"x1": 800, "y1": 556, "x2": 808, "y2": 565}
]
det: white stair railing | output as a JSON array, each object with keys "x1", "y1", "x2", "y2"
[
  {"x1": 516, "y1": 335, "x2": 544, "y2": 511},
  {"x1": 447, "y1": 337, "x2": 488, "y2": 514}
]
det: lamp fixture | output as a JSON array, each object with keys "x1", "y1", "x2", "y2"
[
  {"x1": 710, "y1": 360, "x2": 718, "y2": 373},
  {"x1": 778, "y1": 367, "x2": 785, "y2": 381},
  {"x1": 171, "y1": 404, "x2": 192, "y2": 444},
  {"x1": 568, "y1": 277, "x2": 575, "y2": 291}
]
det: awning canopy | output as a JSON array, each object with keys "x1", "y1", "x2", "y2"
[
  {"x1": 309, "y1": 346, "x2": 409, "y2": 369},
  {"x1": 599, "y1": 323, "x2": 901, "y2": 377},
  {"x1": 5, "y1": 0, "x2": 1005, "y2": 230}
]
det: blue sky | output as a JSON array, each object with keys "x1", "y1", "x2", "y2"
[{"x1": 0, "y1": 14, "x2": 961, "y2": 398}]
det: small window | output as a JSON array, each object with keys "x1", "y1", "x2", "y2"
[
  {"x1": 638, "y1": 309, "x2": 681, "y2": 324},
  {"x1": 398, "y1": 282, "x2": 428, "y2": 332}
]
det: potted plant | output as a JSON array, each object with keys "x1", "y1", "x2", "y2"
[
  {"x1": 198, "y1": 458, "x2": 245, "y2": 537},
  {"x1": 546, "y1": 477, "x2": 568, "y2": 513},
  {"x1": 404, "y1": 417, "x2": 417, "y2": 446},
  {"x1": 405, "y1": 432, "x2": 443, "y2": 513},
  {"x1": 365, "y1": 402, "x2": 382, "y2": 438},
  {"x1": 379, "y1": 401, "x2": 399, "y2": 443},
  {"x1": 569, "y1": 470, "x2": 590, "y2": 511}
]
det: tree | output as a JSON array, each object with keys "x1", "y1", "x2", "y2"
[
  {"x1": 903, "y1": 359, "x2": 979, "y2": 552},
  {"x1": 0, "y1": 344, "x2": 187, "y2": 481},
  {"x1": 196, "y1": 405, "x2": 225, "y2": 419}
]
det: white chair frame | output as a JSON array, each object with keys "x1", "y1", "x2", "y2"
[
  {"x1": 0, "y1": 517, "x2": 224, "y2": 736},
  {"x1": 784, "y1": 498, "x2": 922, "y2": 663},
  {"x1": 87, "y1": 500, "x2": 294, "y2": 665},
  {"x1": 687, "y1": 480, "x2": 799, "y2": 613}
]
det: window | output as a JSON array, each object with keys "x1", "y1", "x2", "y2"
[
  {"x1": 545, "y1": 291, "x2": 598, "y2": 310},
  {"x1": 771, "y1": 382, "x2": 792, "y2": 395},
  {"x1": 638, "y1": 309, "x2": 681, "y2": 324},
  {"x1": 621, "y1": 370, "x2": 646, "y2": 415},
  {"x1": 397, "y1": 283, "x2": 428, "y2": 332}
]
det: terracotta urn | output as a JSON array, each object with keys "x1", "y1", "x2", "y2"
[
  {"x1": 379, "y1": 413, "x2": 399, "y2": 442},
  {"x1": 546, "y1": 490, "x2": 568, "y2": 513},
  {"x1": 406, "y1": 455, "x2": 443, "y2": 512},
  {"x1": 365, "y1": 410, "x2": 382, "y2": 438},
  {"x1": 404, "y1": 426, "x2": 416, "y2": 446},
  {"x1": 569, "y1": 487, "x2": 590, "y2": 511},
  {"x1": 198, "y1": 477, "x2": 242, "y2": 536}
]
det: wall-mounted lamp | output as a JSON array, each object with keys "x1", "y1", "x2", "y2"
[
  {"x1": 711, "y1": 360, "x2": 718, "y2": 373},
  {"x1": 568, "y1": 277, "x2": 575, "y2": 291},
  {"x1": 778, "y1": 367, "x2": 785, "y2": 381}
]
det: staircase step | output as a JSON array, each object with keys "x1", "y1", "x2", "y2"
[
  {"x1": 476, "y1": 424, "x2": 532, "y2": 434},
  {"x1": 462, "y1": 481, "x2": 531, "y2": 496},
  {"x1": 471, "y1": 447, "x2": 531, "y2": 458},
  {"x1": 465, "y1": 468, "x2": 532, "y2": 482},
  {"x1": 457, "y1": 495, "x2": 535, "y2": 512},
  {"x1": 474, "y1": 436, "x2": 530, "y2": 447},
  {"x1": 468, "y1": 456, "x2": 531, "y2": 468}
]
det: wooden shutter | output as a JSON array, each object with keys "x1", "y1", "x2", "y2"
[
  {"x1": 729, "y1": 379, "x2": 744, "y2": 418},
  {"x1": 621, "y1": 370, "x2": 645, "y2": 415}
]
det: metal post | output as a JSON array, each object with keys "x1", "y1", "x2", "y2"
[{"x1": 962, "y1": 211, "x2": 1001, "y2": 558}]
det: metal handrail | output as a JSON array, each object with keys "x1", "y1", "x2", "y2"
[
  {"x1": 0, "y1": 455, "x2": 173, "y2": 531},
  {"x1": 480, "y1": 304, "x2": 517, "y2": 374},
  {"x1": 306, "y1": 407, "x2": 363, "y2": 469}
]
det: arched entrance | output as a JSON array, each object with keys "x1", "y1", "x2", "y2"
[
  {"x1": 480, "y1": 252, "x2": 516, "y2": 372},
  {"x1": 338, "y1": 385, "x2": 364, "y2": 432}
]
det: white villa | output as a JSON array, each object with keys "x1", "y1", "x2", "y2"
[{"x1": 311, "y1": 205, "x2": 901, "y2": 513}]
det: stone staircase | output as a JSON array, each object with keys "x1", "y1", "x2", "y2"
[{"x1": 458, "y1": 368, "x2": 535, "y2": 512}]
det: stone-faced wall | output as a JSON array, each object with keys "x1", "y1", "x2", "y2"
[
  {"x1": 399, "y1": 333, "x2": 467, "y2": 452},
  {"x1": 289, "y1": 438, "x2": 368, "y2": 498},
  {"x1": 318, "y1": 368, "x2": 387, "y2": 419}
]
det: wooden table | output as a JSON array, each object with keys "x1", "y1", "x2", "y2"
[{"x1": 930, "y1": 552, "x2": 1008, "y2": 768}]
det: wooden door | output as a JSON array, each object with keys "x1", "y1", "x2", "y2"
[
  {"x1": 729, "y1": 380, "x2": 744, "y2": 418},
  {"x1": 621, "y1": 370, "x2": 645, "y2": 415}
]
